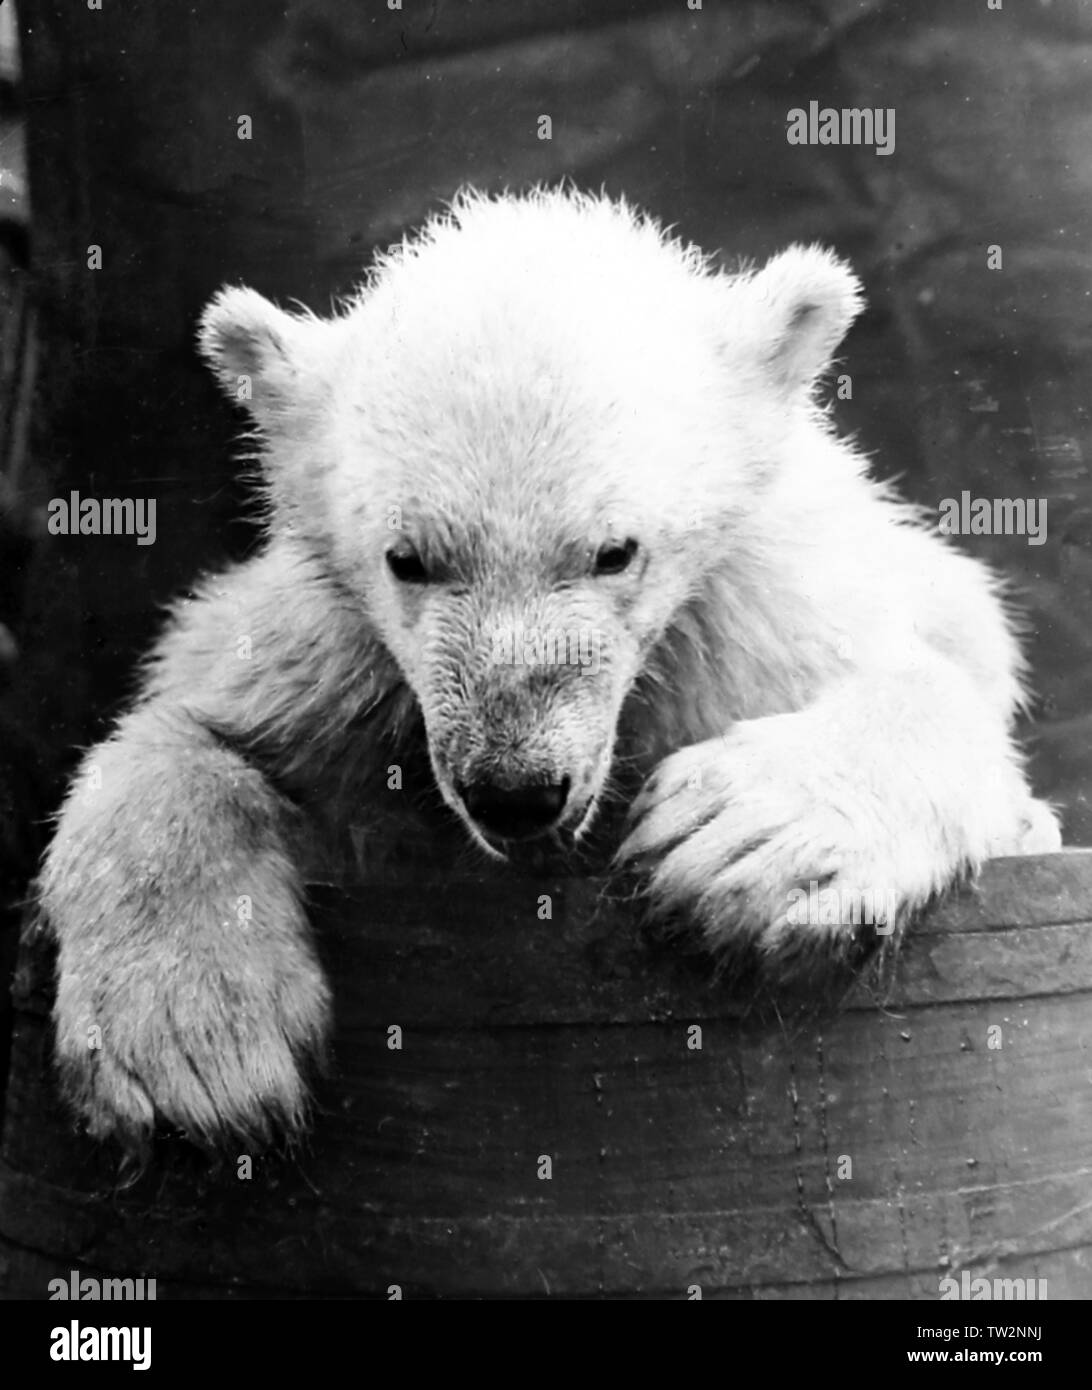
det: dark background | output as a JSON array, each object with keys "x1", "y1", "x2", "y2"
[{"x1": 1, "y1": 0, "x2": 1090, "y2": 1090}]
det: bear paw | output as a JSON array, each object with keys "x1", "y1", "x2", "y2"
[
  {"x1": 616, "y1": 719, "x2": 963, "y2": 977},
  {"x1": 43, "y1": 796, "x2": 332, "y2": 1153},
  {"x1": 52, "y1": 918, "x2": 331, "y2": 1154}
]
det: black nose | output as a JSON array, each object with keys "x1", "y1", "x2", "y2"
[{"x1": 458, "y1": 778, "x2": 570, "y2": 841}]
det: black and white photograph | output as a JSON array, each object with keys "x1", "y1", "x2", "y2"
[{"x1": 0, "y1": 0, "x2": 1089, "y2": 1342}]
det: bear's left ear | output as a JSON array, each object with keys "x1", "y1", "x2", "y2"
[
  {"x1": 730, "y1": 245, "x2": 864, "y2": 396},
  {"x1": 198, "y1": 286, "x2": 329, "y2": 424}
]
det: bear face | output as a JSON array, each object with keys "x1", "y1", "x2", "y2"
[{"x1": 199, "y1": 190, "x2": 864, "y2": 855}]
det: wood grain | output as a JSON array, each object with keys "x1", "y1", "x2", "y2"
[{"x1": 1, "y1": 852, "x2": 1090, "y2": 1298}]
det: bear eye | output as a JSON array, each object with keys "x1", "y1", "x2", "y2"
[
  {"x1": 594, "y1": 537, "x2": 639, "y2": 576},
  {"x1": 385, "y1": 544, "x2": 429, "y2": 584}
]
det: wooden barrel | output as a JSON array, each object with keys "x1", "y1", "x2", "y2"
[{"x1": 1, "y1": 851, "x2": 1090, "y2": 1299}]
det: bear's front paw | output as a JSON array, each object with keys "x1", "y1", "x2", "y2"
[
  {"x1": 53, "y1": 922, "x2": 331, "y2": 1154},
  {"x1": 40, "y1": 714, "x2": 334, "y2": 1154},
  {"x1": 47, "y1": 868, "x2": 332, "y2": 1154},
  {"x1": 616, "y1": 721, "x2": 939, "y2": 976}
]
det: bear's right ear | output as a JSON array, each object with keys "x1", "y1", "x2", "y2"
[
  {"x1": 728, "y1": 245, "x2": 864, "y2": 398},
  {"x1": 198, "y1": 286, "x2": 319, "y2": 422}
]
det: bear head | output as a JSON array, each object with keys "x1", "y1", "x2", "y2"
[{"x1": 198, "y1": 188, "x2": 863, "y2": 856}]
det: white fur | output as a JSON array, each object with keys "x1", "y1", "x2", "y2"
[
  {"x1": 39, "y1": 187, "x2": 1061, "y2": 1150},
  {"x1": 202, "y1": 187, "x2": 1061, "y2": 957}
]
